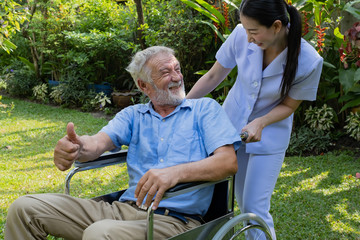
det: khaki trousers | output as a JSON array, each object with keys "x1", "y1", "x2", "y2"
[{"x1": 5, "y1": 193, "x2": 200, "y2": 240}]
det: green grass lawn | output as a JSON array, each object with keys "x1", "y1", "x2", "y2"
[{"x1": 1, "y1": 96, "x2": 359, "y2": 239}]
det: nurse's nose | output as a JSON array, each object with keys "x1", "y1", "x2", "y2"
[{"x1": 247, "y1": 35, "x2": 254, "y2": 43}]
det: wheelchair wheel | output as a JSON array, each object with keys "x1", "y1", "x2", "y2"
[{"x1": 212, "y1": 213, "x2": 273, "y2": 240}]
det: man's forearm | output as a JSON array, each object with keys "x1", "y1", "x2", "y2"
[
  {"x1": 77, "y1": 132, "x2": 115, "y2": 162},
  {"x1": 175, "y1": 145, "x2": 237, "y2": 183}
]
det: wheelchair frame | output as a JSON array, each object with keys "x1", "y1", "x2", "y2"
[{"x1": 65, "y1": 150, "x2": 273, "y2": 240}]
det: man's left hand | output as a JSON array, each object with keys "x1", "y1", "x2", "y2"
[{"x1": 134, "y1": 168, "x2": 179, "y2": 210}]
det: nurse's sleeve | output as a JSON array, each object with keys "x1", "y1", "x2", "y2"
[
  {"x1": 216, "y1": 25, "x2": 245, "y2": 69},
  {"x1": 288, "y1": 55, "x2": 323, "y2": 101}
]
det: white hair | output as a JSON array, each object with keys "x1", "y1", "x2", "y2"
[{"x1": 126, "y1": 46, "x2": 175, "y2": 90}]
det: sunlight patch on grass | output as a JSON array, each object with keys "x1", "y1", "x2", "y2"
[
  {"x1": 279, "y1": 167, "x2": 310, "y2": 177},
  {"x1": 298, "y1": 171, "x2": 329, "y2": 190},
  {"x1": 327, "y1": 205, "x2": 360, "y2": 235},
  {"x1": 314, "y1": 175, "x2": 359, "y2": 196}
]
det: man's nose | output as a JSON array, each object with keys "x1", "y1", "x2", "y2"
[{"x1": 171, "y1": 71, "x2": 182, "y2": 81}]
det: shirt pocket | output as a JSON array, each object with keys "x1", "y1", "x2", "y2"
[{"x1": 167, "y1": 127, "x2": 204, "y2": 164}]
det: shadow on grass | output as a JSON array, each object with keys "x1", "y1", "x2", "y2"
[{"x1": 273, "y1": 152, "x2": 360, "y2": 239}]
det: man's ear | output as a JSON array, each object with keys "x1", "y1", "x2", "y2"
[{"x1": 137, "y1": 79, "x2": 149, "y2": 94}]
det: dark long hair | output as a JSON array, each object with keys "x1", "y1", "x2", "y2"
[{"x1": 240, "y1": 0, "x2": 302, "y2": 97}]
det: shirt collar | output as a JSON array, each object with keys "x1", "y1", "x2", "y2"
[{"x1": 137, "y1": 98, "x2": 192, "y2": 116}]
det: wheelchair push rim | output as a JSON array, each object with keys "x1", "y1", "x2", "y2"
[{"x1": 212, "y1": 213, "x2": 273, "y2": 240}]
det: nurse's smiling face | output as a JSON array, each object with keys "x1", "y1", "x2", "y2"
[{"x1": 240, "y1": 13, "x2": 280, "y2": 50}]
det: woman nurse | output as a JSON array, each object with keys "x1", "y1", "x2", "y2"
[{"x1": 186, "y1": 0, "x2": 323, "y2": 239}]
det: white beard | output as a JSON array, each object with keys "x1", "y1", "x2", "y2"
[{"x1": 152, "y1": 81, "x2": 185, "y2": 106}]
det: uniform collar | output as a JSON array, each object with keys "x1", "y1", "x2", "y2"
[{"x1": 247, "y1": 43, "x2": 287, "y2": 77}]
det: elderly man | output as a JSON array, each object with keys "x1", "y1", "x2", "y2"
[{"x1": 5, "y1": 46, "x2": 241, "y2": 240}]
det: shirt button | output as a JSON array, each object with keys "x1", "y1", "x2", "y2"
[
  {"x1": 248, "y1": 105, "x2": 251, "y2": 110},
  {"x1": 253, "y1": 82, "x2": 258, "y2": 87},
  {"x1": 160, "y1": 159, "x2": 164, "y2": 162},
  {"x1": 251, "y1": 93, "x2": 256, "y2": 99},
  {"x1": 162, "y1": 119, "x2": 165, "y2": 122},
  {"x1": 160, "y1": 138, "x2": 164, "y2": 141}
]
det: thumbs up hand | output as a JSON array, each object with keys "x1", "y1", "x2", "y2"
[
  {"x1": 66, "y1": 122, "x2": 81, "y2": 146},
  {"x1": 54, "y1": 122, "x2": 83, "y2": 171}
]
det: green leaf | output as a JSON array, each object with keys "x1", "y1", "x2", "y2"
[
  {"x1": 323, "y1": 61, "x2": 336, "y2": 69},
  {"x1": 333, "y1": 27, "x2": 343, "y2": 40},
  {"x1": 180, "y1": 0, "x2": 219, "y2": 23},
  {"x1": 355, "y1": 68, "x2": 360, "y2": 82},
  {"x1": 195, "y1": 0, "x2": 226, "y2": 24},
  {"x1": 344, "y1": 0, "x2": 360, "y2": 19},
  {"x1": 339, "y1": 68, "x2": 356, "y2": 94},
  {"x1": 222, "y1": 0, "x2": 238, "y2": 10},
  {"x1": 340, "y1": 97, "x2": 360, "y2": 112},
  {"x1": 194, "y1": 70, "x2": 209, "y2": 75},
  {"x1": 18, "y1": 56, "x2": 35, "y2": 71},
  {"x1": 2, "y1": 38, "x2": 17, "y2": 51},
  {"x1": 201, "y1": 20, "x2": 226, "y2": 42}
]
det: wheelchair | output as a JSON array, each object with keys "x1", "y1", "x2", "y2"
[{"x1": 65, "y1": 149, "x2": 273, "y2": 240}]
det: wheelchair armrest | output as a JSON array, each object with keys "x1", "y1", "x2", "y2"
[
  {"x1": 74, "y1": 149, "x2": 128, "y2": 169},
  {"x1": 162, "y1": 177, "x2": 232, "y2": 199}
]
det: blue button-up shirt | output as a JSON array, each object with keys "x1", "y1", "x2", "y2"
[
  {"x1": 100, "y1": 98, "x2": 241, "y2": 215},
  {"x1": 217, "y1": 24, "x2": 323, "y2": 154}
]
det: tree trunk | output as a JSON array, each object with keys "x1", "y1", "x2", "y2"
[{"x1": 134, "y1": 0, "x2": 146, "y2": 49}]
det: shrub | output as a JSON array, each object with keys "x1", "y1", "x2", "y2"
[
  {"x1": 82, "y1": 91, "x2": 112, "y2": 112},
  {"x1": 287, "y1": 126, "x2": 333, "y2": 156},
  {"x1": 5, "y1": 66, "x2": 38, "y2": 97},
  {"x1": 62, "y1": 29, "x2": 136, "y2": 89},
  {"x1": 304, "y1": 104, "x2": 336, "y2": 131},
  {"x1": 49, "y1": 85, "x2": 64, "y2": 105},
  {"x1": 344, "y1": 112, "x2": 360, "y2": 141},
  {"x1": 33, "y1": 83, "x2": 48, "y2": 103},
  {"x1": 57, "y1": 65, "x2": 92, "y2": 107}
]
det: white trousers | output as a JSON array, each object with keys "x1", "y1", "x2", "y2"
[{"x1": 235, "y1": 145, "x2": 285, "y2": 240}]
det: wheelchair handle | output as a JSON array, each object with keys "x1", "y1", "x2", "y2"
[{"x1": 240, "y1": 132, "x2": 248, "y2": 141}]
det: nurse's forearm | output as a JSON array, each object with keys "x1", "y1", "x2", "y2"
[
  {"x1": 187, "y1": 61, "x2": 232, "y2": 99},
  {"x1": 186, "y1": 75, "x2": 216, "y2": 99},
  {"x1": 259, "y1": 96, "x2": 302, "y2": 128}
]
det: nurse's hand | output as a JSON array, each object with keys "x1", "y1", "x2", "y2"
[{"x1": 241, "y1": 118, "x2": 265, "y2": 143}]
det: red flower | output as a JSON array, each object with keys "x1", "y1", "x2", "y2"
[
  {"x1": 315, "y1": 25, "x2": 327, "y2": 53},
  {"x1": 302, "y1": 11, "x2": 310, "y2": 36},
  {"x1": 340, "y1": 21, "x2": 360, "y2": 68}
]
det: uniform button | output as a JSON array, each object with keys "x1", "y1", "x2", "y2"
[
  {"x1": 160, "y1": 159, "x2": 164, "y2": 162},
  {"x1": 251, "y1": 93, "x2": 256, "y2": 99},
  {"x1": 253, "y1": 82, "x2": 258, "y2": 87},
  {"x1": 162, "y1": 119, "x2": 165, "y2": 122},
  {"x1": 248, "y1": 105, "x2": 251, "y2": 110},
  {"x1": 160, "y1": 138, "x2": 164, "y2": 141}
]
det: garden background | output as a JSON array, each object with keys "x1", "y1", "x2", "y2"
[{"x1": 1, "y1": 0, "x2": 360, "y2": 239}]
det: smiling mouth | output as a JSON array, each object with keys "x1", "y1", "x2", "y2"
[{"x1": 168, "y1": 81, "x2": 182, "y2": 90}]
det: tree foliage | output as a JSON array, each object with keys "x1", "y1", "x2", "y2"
[{"x1": 0, "y1": 0, "x2": 28, "y2": 53}]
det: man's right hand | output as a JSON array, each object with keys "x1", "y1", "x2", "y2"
[{"x1": 54, "y1": 122, "x2": 82, "y2": 171}]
